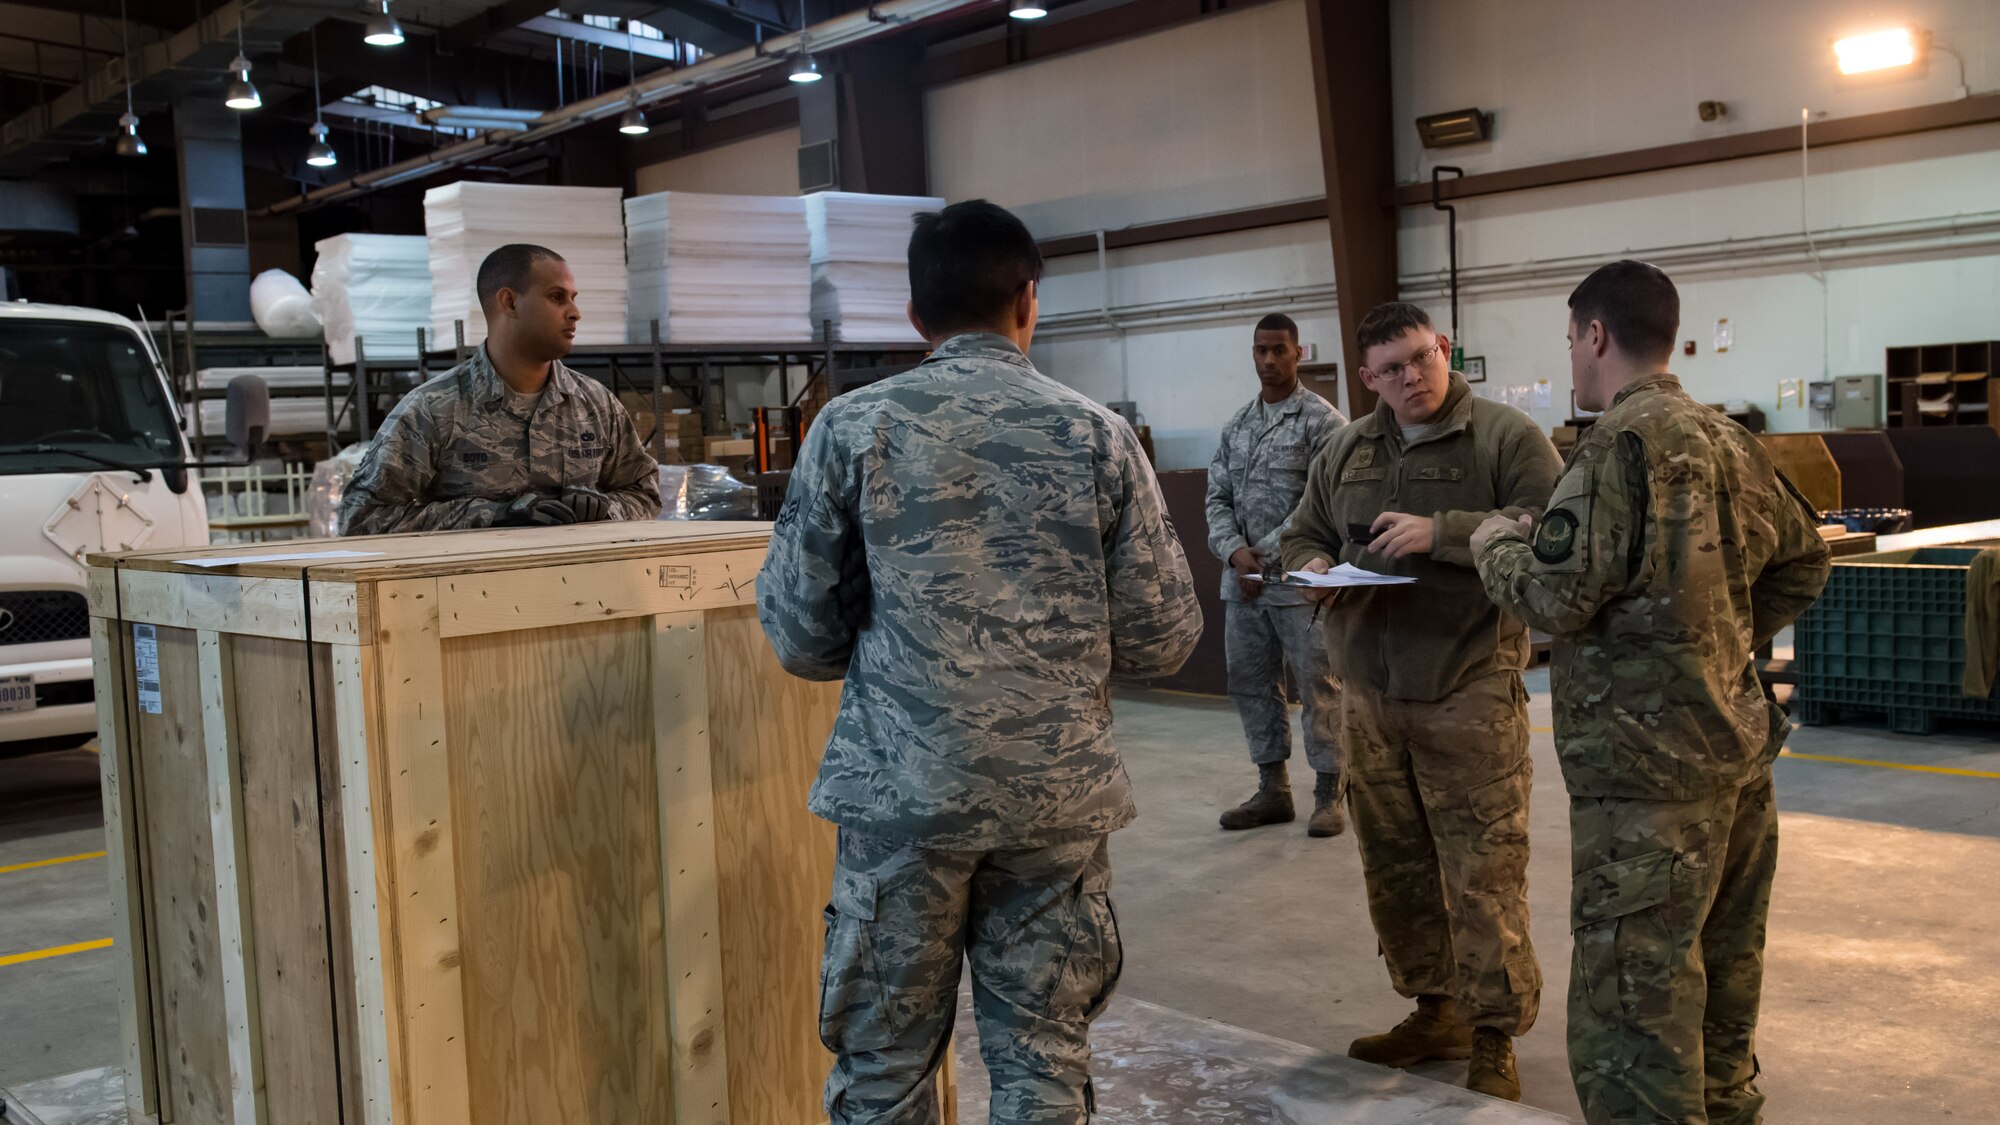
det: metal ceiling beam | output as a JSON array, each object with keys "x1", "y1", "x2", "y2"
[
  {"x1": 260, "y1": 0, "x2": 986, "y2": 215},
  {"x1": 517, "y1": 14, "x2": 688, "y2": 59},
  {"x1": 0, "y1": 0, "x2": 175, "y2": 27},
  {"x1": 0, "y1": 0, "x2": 363, "y2": 170},
  {"x1": 438, "y1": 0, "x2": 558, "y2": 53}
]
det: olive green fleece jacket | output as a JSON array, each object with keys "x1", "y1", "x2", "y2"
[{"x1": 1279, "y1": 371, "x2": 1562, "y2": 701}]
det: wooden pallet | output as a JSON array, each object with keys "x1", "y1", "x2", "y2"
[{"x1": 87, "y1": 522, "x2": 956, "y2": 1125}]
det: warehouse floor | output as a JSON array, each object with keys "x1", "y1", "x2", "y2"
[{"x1": 4, "y1": 672, "x2": 1999, "y2": 1123}]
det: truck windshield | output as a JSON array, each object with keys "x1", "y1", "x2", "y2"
[{"x1": 0, "y1": 318, "x2": 183, "y2": 476}]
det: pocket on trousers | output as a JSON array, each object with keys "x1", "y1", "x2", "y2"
[
  {"x1": 819, "y1": 868, "x2": 896, "y2": 1054},
  {"x1": 1570, "y1": 848, "x2": 1682, "y2": 1022},
  {"x1": 1468, "y1": 762, "x2": 1529, "y2": 827},
  {"x1": 1045, "y1": 869, "x2": 1124, "y2": 1024}
]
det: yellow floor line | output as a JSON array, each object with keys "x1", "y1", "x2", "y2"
[
  {"x1": 0, "y1": 937, "x2": 113, "y2": 969},
  {"x1": 1779, "y1": 749, "x2": 2000, "y2": 780},
  {"x1": 0, "y1": 850, "x2": 108, "y2": 877}
]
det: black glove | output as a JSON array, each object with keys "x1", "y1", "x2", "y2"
[
  {"x1": 495, "y1": 492, "x2": 577, "y2": 527},
  {"x1": 561, "y1": 487, "x2": 612, "y2": 523}
]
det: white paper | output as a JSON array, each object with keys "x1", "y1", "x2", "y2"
[
  {"x1": 1248, "y1": 563, "x2": 1417, "y2": 588},
  {"x1": 175, "y1": 549, "x2": 385, "y2": 568},
  {"x1": 133, "y1": 623, "x2": 162, "y2": 715}
]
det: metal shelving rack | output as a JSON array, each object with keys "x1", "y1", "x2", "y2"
[{"x1": 322, "y1": 319, "x2": 928, "y2": 462}]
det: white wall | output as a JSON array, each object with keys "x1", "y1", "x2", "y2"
[
  {"x1": 917, "y1": 0, "x2": 2000, "y2": 467},
  {"x1": 925, "y1": 0, "x2": 1324, "y2": 237},
  {"x1": 633, "y1": 126, "x2": 801, "y2": 197}
]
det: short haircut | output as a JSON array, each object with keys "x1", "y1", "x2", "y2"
[
  {"x1": 1254, "y1": 312, "x2": 1298, "y2": 341},
  {"x1": 1356, "y1": 301, "x2": 1434, "y2": 357},
  {"x1": 1568, "y1": 259, "x2": 1679, "y2": 361},
  {"x1": 907, "y1": 200, "x2": 1043, "y2": 336},
  {"x1": 476, "y1": 243, "x2": 565, "y2": 312}
]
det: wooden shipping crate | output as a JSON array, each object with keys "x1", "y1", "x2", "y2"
[{"x1": 86, "y1": 523, "x2": 955, "y2": 1125}]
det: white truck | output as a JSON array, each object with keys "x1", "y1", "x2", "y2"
[{"x1": 0, "y1": 301, "x2": 265, "y2": 755}]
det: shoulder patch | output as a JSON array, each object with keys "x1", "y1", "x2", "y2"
[{"x1": 1533, "y1": 508, "x2": 1580, "y2": 564}]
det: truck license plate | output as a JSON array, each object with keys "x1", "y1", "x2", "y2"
[{"x1": 0, "y1": 675, "x2": 34, "y2": 714}]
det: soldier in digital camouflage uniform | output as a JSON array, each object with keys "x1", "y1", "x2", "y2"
[
  {"x1": 340, "y1": 243, "x2": 660, "y2": 535},
  {"x1": 1472, "y1": 261, "x2": 1830, "y2": 1125},
  {"x1": 1280, "y1": 301, "x2": 1561, "y2": 1102},
  {"x1": 758, "y1": 200, "x2": 1201, "y2": 1125},
  {"x1": 1206, "y1": 311, "x2": 1348, "y2": 835}
]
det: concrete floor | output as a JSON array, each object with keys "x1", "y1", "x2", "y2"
[{"x1": 4, "y1": 675, "x2": 2000, "y2": 1122}]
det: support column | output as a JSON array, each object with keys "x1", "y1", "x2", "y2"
[
  {"x1": 1305, "y1": 0, "x2": 1398, "y2": 416},
  {"x1": 173, "y1": 96, "x2": 253, "y2": 324}
]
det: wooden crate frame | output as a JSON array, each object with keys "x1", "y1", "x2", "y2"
[{"x1": 88, "y1": 523, "x2": 956, "y2": 1125}]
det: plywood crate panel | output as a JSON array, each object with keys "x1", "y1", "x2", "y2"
[{"x1": 87, "y1": 522, "x2": 954, "y2": 1125}]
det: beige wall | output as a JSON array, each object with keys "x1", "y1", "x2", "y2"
[{"x1": 632, "y1": 126, "x2": 802, "y2": 197}]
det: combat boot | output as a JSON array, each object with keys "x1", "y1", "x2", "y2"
[
  {"x1": 1466, "y1": 1028, "x2": 1521, "y2": 1101},
  {"x1": 1219, "y1": 762, "x2": 1294, "y2": 830},
  {"x1": 1306, "y1": 771, "x2": 1345, "y2": 837},
  {"x1": 1347, "y1": 995, "x2": 1474, "y2": 1067}
]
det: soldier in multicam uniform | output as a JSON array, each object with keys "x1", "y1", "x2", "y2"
[
  {"x1": 1205, "y1": 312, "x2": 1348, "y2": 835},
  {"x1": 339, "y1": 243, "x2": 660, "y2": 535},
  {"x1": 757, "y1": 200, "x2": 1201, "y2": 1125},
  {"x1": 1280, "y1": 301, "x2": 1561, "y2": 1102},
  {"x1": 1472, "y1": 261, "x2": 1830, "y2": 1125}
]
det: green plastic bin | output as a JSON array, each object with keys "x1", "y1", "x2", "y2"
[{"x1": 1794, "y1": 546, "x2": 2000, "y2": 734}]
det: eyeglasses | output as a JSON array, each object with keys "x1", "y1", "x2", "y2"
[{"x1": 1372, "y1": 341, "x2": 1441, "y2": 380}]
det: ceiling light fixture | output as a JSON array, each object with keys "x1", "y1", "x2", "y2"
[
  {"x1": 789, "y1": 1, "x2": 821, "y2": 83},
  {"x1": 1834, "y1": 27, "x2": 1919, "y2": 75},
  {"x1": 619, "y1": 21, "x2": 649, "y2": 135},
  {"x1": 365, "y1": 0, "x2": 406, "y2": 48},
  {"x1": 305, "y1": 29, "x2": 337, "y2": 166},
  {"x1": 1415, "y1": 106, "x2": 1491, "y2": 148},
  {"x1": 1009, "y1": 0, "x2": 1050, "y2": 19},
  {"x1": 113, "y1": 0, "x2": 145, "y2": 156},
  {"x1": 306, "y1": 122, "x2": 338, "y2": 166},
  {"x1": 224, "y1": 16, "x2": 260, "y2": 110}
]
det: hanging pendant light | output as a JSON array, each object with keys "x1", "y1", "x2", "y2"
[
  {"x1": 224, "y1": 16, "x2": 260, "y2": 109},
  {"x1": 1008, "y1": 0, "x2": 1050, "y2": 18},
  {"x1": 788, "y1": 1, "x2": 821, "y2": 83},
  {"x1": 113, "y1": 0, "x2": 145, "y2": 155},
  {"x1": 618, "y1": 22, "x2": 648, "y2": 135},
  {"x1": 305, "y1": 28, "x2": 337, "y2": 166},
  {"x1": 306, "y1": 122, "x2": 338, "y2": 167},
  {"x1": 365, "y1": 0, "x2": 405, "y2": 47},
  {"x1": 116, "y1": 112, "x2": 147, "y2": 157}
]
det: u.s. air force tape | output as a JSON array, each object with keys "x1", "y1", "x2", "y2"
[{"x1": 1533, "y1": 509, "x2": 1579, "y2": 564}]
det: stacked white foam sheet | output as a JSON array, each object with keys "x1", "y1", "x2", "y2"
[
  {"x1": 424, "y1": 182, "x2": 629, "y2": 348},
  {"x1": 186, "y1": 366, "x2": 348, "y2": 438},
  {"x1": 624, "y1": 192, "x2": 814, "y2": 343},
  {"x1": 312, "y1": 234, "x2": 433, "y2": 366},
  {"x1": 803, "y1": 192, "x2": 944, "y2": 343}
]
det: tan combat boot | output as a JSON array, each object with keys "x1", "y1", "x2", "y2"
[
  {"x1": 1466, "y1": 1027, "x2": 1521, "y2": 1101},
  {"x1": 1347, "y1": 995, "x2": 1474, "y2": 1067},
  {"x1": 1306, "y1": 771, "x2": 1345, "y2": 837},
  {"x1": 1219, "y1": 762, "x2": 1294, "y2": 830}
]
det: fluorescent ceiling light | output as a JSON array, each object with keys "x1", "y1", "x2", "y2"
[
  {"x1": 417, "y1": 105, "x2": 542, "y2": 131},
  {"x1": 1835, "y1": 28, "x2": 1918, "y2": 75}
]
